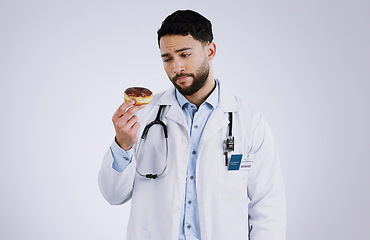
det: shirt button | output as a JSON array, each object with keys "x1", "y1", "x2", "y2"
[
  {"x1": 188, "y1": 200, "x2": 192, "y2": 205},
  {"x1": 187, "y1": 225, "x2": 191, "y2": 229},
  {"x1": 190, "y1": 176, "x2": 194, "y2": 180},
  {"x1": 194, "y1": 125, "x2": 198, "y2": 129},
  {"x1": 192, "y1": 150, "x2": 196, "y2": 155}
]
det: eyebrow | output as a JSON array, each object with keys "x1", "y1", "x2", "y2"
[{"x1": 161, "y1": 47, "x2": 192, "y2": 58}]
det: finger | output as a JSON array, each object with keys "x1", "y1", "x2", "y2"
[
  {"x1": 112, "y1": 100, "x2": 135, "y2": 122},
  {"x1": 121, "y1": 114, "x2": 139, "y2": 131},
  {"x1": 117, "y1": 104, "x2": 145, "y2": 126},
  {"x1": 125, "y1": 121, "x2": 141, "y2": 138},
  {"x1": 113, "y1": 101, "x2": 146, "y2": 122},
  {"x1": 125, "y1": 104, "x2": 146, "y2": 119},
  {"x1": 131, "y1": 121, "x2": 141, "y2": 133},
  {"x1": 115, "y1": 112, "x2": 140, "y2": 132}
]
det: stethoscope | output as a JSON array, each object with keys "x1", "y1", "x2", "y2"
[
  {"x1": 135, "y1": 105, "x2": 168, "y2": 179},
  {"x1": 135, "y1": 105, "x2": 234, "y2": 179}
]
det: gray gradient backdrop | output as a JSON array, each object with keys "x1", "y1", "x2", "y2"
[{"x1": 1, "y1": 0, "x2": 369, "y2": 239}]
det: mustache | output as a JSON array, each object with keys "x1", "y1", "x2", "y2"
[{"x1": 172, "y1": 73, "x2": 194, "y2": 82}]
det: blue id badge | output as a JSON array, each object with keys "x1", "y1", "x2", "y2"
[{"x1": 227, "y1": 154, "x2": 243, "y2": 171}]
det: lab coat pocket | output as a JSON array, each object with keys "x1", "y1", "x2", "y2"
[
  {"x1": 217, "y1": 155, "x2": 249, "y2": 202},
  {"x1": 127, "y1": 228, "x2": 149, "y2": 240}
]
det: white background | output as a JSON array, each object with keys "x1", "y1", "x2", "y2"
[{"x1": 1, "y1": 0, "x2": 369, "y2": 239}]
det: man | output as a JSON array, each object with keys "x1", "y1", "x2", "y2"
[{"x1": 99, "y1": 10, "x2": 286, "y2": 240}]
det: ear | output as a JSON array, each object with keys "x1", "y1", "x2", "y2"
[{"x1": 206, "y1": 42, "x2": 216, "y2": 61}]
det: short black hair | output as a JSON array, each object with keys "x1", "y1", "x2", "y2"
[{"x1": 157, "y1": 10, "x2": 213, "y2": 46}]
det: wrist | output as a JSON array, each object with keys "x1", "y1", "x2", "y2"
[{"x1": 115, "y1": 137, "x2": 133, "y2": 151}]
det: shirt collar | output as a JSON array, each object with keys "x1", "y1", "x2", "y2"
[{"x1": 175, "y1": 79, "x2": 219, "y2": 109}]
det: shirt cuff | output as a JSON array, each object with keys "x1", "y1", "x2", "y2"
[{"x1": 110, "y1": 139, "x2": 134, "y2": 173}]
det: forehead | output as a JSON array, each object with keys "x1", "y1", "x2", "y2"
[{"x1": 159, "y1": 35, "x2": 203, "y2": 54}]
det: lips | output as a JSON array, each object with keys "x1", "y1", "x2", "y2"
[
  {"x1": 176, "y1": 76, "x2": 191, "y2": 83},
  {"x1": 173, "y1": 74, "x2": 193, "y2": 84}
]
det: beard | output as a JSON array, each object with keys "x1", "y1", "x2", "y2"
[{"x1": 170, "y1": 58, "x2": 210, "y2": 96}]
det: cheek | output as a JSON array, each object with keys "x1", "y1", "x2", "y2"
[
  {"x1": 163, "y1": 64, "x2": 173, "y2": 77},
  {"x1": 190, "y1": 54, "x2": 204, "y2": 70}
]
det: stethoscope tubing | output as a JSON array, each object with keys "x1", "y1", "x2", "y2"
[
  {"x1": 135, "y1": 136, "x2": 168, "y2": 179},
  {"x1": 135, "y1": 105, "x2": 169, "y2": 179}
]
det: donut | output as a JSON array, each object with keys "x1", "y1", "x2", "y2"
[{"x1": 124, "y1": 87, "x2": 153, "y2": 105}]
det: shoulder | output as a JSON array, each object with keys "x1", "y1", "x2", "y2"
[{"x1": 219, "y1": 83, "x2": 262, "y2": 124}]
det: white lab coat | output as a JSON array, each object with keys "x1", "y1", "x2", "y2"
[{"x1": 98, "y1": 83, "x2": 286, "y2": 240}]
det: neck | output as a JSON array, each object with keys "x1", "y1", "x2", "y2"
[{"x1": 185, "y1": 73, "x2": 216, "y2": 107}]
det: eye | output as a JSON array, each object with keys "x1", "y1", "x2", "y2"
[
  {"x1": 163, "y1": 58, "x2": 172, "y2": 63},
  {"x1": 181, "y1": 53, "x2": 191, "y2": 58}
]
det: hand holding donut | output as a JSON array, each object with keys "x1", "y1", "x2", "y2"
[{"x1": 112, "y1": 87, "x2": 153, "y2": 150}]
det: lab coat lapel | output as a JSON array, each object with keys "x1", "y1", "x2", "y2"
[
  {"x1": 200, "y1": 85, "x2": 240, "y2": 146},
  {"x1": 156, "y1": 87, "x2": 188, "y2": 129}
]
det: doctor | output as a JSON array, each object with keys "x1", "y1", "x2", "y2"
[{"x1": 99, "y1": 10, "x2": 286, "y2": 240}]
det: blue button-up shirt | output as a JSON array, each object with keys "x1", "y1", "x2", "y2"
[
  {"x1": 110, "y1": 81, "x2": 219, "y2": 240},
  {"x1": 176, "y1": 83, "x2": 219, "y2": 240}
]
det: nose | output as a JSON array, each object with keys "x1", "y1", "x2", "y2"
[{"x1": 173, "y1": 60, "x2": 185, "y2": 74}]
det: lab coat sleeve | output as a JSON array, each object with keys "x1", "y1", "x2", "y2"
[
  {"x1": 110, "y1": 140, "x2": 134, "y2": 172},
  {"x1": 247, "y1": 115, "x2": 286, "y2": 240},
  {"x1": 98, "y1": 148, "x2": 136, "y2": 205}
]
